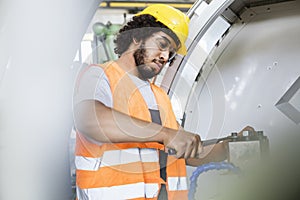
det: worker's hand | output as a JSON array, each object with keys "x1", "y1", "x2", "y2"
[
  {"x1": 237, "y1": 125, "x2": 257, "y2": 137},
  {"x1": 163, "y1": 128, "x2": 202, "y2": 159}
]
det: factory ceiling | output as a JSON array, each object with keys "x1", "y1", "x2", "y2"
[{"x1": 99, "y1": 0, "x2": 296, "y2": 15}]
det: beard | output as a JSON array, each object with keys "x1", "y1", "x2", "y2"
[{"x1": 133, "y1": 44, "x2": 164, "y2": 80}]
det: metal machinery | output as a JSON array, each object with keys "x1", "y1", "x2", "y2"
[
  {"x1": 187, "y1": 130, "x2": 270, "y2": 199},
  {"x1": 155, "y1": 0, "x2": 300, "y2": 146},
  {"x1": 151, "y1": 0, "x2": 300, "y2": 199},
  {"x1": 92, "y1": 20, "x2": 123, "y2": 63}
]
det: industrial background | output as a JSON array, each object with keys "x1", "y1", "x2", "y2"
[{"x1": 0, "y1": 0, "x2": 299, "y2": 200}]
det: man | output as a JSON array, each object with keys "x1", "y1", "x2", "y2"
[{"x1": 74, "y1": 4, "x2": 233, "y2": 199}]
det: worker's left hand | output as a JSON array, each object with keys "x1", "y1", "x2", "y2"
[{"x1": 237, "y1": 125, "x2": 257, "y2": 137}]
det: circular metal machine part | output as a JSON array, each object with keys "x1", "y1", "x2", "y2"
[
  {"x1": 157, "y1": 0, "x2": 300, "y2": 152},
  {"x1": 154, "y1": 1, "x2": 300, "y2": 199}
]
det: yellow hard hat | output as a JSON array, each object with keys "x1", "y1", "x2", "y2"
[{"x1": 136, "y1": 4, "x2": 190, "y2": 55}]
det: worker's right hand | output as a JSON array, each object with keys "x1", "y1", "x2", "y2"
[{"x1": 163, "y1": 128, "x2": 202, "y2": 159}]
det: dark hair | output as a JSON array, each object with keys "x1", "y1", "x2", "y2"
[{"x1": 114, "y1": 14, "x2": 180, "y2": 56}]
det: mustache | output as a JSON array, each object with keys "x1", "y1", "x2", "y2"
[{"x1": 153, "y1": 58, "x2": 166, "y2": 66}]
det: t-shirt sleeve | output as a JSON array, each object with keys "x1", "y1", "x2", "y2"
[{"x1": 74, "y1": 66, "x2": 113, "y2": 108}]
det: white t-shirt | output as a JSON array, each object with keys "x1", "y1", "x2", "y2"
[{"x1": 74, "y1": 66, "x2": 159, "y2": 110}]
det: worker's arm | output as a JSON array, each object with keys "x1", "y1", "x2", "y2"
[
  {"x1": 74, "y1": 100, "x2": 202, "y2": 159},
  {"x1": 186, "y1": 142, "x2": 228, "y2": 166},
  {"x1": 186, "y1": 126, "x2": 256, "y2": 166}
]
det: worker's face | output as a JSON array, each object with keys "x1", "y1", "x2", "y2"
[{"x1": 134, "y1": 32, "x2": 178, "y2": 80}]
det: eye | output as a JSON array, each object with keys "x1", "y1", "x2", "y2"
[{"x1": 158, "y1": 40, "x2": 169, "y2": 50}]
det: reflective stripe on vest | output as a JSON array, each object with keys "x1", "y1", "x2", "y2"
[
  {"x1": 75, "y1": 62, "x2": 187, "y2": 200},
  {"x1": 76, "y1": 177, "x2": 187, "y2": 200},
  {"x1": 168, "y1": 177, "x2": 188, "y2": 191},
  {"x1": 77, "y1": 182, "x2": 159, "y2": 199},
  {"x1": 75, "y1": 148, "x2": 159, "y2": 171}
]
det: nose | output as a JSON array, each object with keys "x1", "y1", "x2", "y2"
[{"x1": 159, "y1": 50, "x2": 169, "y2": 62}]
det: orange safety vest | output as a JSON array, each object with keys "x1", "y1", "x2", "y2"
[{"x1": 75, "y1": 61, "x2": 188, "y2": 199}]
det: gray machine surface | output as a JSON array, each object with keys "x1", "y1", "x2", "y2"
[
  {"x1": 168, "y1": 0, "x2": 300, "y2": 147},
  {"x1": 160, "y1": 0, "x2": 300, "y2": 199}
]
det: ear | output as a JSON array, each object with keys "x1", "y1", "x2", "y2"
[{"x1": 133, "y1": 38, "x2": 140, "y2": 45}]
